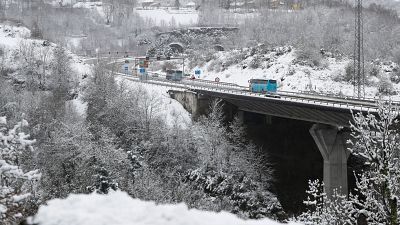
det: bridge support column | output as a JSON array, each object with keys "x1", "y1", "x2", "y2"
[
  {"x1": 237, "y1": 110, "x2": 245, "y2": 123},
  {"x1": 265, "y1": 115, "x2": 272, "y2": 125},
  {"x1": 309, "y1": 124, "x2": 351, "y2": 197}
]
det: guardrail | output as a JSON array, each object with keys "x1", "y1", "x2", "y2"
[
  {"x1": 117, "y1": 72, "x2": 389, "y2": 113},
  {"x1": 105, "y1": 54, "x2": 400, "y2": 114}
]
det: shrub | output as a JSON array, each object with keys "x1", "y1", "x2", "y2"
[
  {"x1": 249, "y1": 56, "x2": 262, "y2": 69},
  {"x1": 332, "y1": 70, "x2": 343, "y2": 82},
  {"x1": 294, "y1": 49, "x2": 322, "y2": 68},
  {"x1": 390, "y1": 71, "x2": 400, "y2": 84},
  {"x1": 369, "y1": 64, "x2": 380, "y2": 77},
  {"x1": 378, "y1": 76, "x2": 395, "y2": 95},
  {"x1": 319, "y1": 59, "x2": 329, "y2": 69},
  {"x1": 287, "y1": 66, "x2": 296, "y2": 76},
  {"x1": 393, "y1": 47, "x2": 400, "y2": 66},
  {"x1": 344, "y1": 62, "x2": 354, "y2": 83},
  {"x1": 207, "y1": 59, "x2": 223, "y2": 72}
]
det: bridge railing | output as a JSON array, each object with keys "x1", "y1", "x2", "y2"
[{"x1": 116, "y1": 72, "x2": 400, "y2": 113}]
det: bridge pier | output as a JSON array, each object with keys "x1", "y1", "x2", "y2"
[
  {"x1": 168, "y1": 90, "x2": 210, "y2": 119},
  {"x1": 309, "y1": 124, "x2": 351, "y2": 197}
]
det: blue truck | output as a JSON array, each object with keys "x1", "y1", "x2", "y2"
[{"x1": 249, "y1": 79, "x2": 278, "y2": 93}]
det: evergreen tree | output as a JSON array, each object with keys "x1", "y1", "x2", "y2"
[{"x1": 49, "y1": 46, "x2": 75, "y2": 118}]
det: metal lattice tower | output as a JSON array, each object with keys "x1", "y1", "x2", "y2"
[{"x1": 353, "y1": 0, "x2": 365, "y2": 98}]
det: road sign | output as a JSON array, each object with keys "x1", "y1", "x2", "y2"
[
  {"x1": 139, "y1": 68, "x2": 146, "y2": 74},
  {"x1": 122, "y1": 63, "x2": 129, "y2": 75},
  {"x1": 215, "y1": 77, "x2": 220, "y2": 82}
]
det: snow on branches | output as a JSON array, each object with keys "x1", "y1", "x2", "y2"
[
  {"x1": 298, "y1": 100, "x2": 400, "y2": 225},
  {"x1": 348, "y1": 100, "x2": 400, "y2": 225},
  {"x1": 0, "y1": 117, "x2": 41, "y2": 223}
]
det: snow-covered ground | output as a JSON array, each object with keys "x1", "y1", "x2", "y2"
[
  {"x1": 31, "y1": 191, "x2": 302, "y2": 225},
  {"x1": 135, "y1": 8, "x2": 199, "y2": 26},
  {"x1": 0, "y1": 23, "x2": 92, "y2": 117},
  {"x1": 193, "y1": 47, "x2": 400, "y2": 100},
  {"x1": 0, "y1": 24, "x2": 31, "y2": 48},
  {"x1": 73, "y1": 1, "x2": 105, "y2": 18},
  {"x1": 116, "y1": 76, "x2": 191, "y2": 128}
]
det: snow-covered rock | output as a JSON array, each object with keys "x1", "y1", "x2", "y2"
[{"x1": 31, "y1": 191, "x2": 302, "y2": 225}]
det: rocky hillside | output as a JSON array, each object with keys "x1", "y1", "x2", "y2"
[{"x1": 187, "y1": 45, "x2": 400, "y2": 100}]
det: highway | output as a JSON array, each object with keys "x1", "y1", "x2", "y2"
[{"x1": 105, "y1": 58, "x2": 399, "y2": 114}]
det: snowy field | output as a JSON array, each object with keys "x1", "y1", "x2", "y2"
[
  {"x1": 31, "y1": 192, "x2": 302, "y2": 225},
  {"x1": 135, "y1": 8, "x2": 199, "y2": 26}
]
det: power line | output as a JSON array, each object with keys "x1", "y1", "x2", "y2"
[{"x1": 353, "y1": 0, "x2": 365, "y2": 98}]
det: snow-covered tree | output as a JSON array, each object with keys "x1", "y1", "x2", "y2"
[
  {"x1": 297, "y1": 180, "x2": 354, "y2": 225},
  {"x1": 182, "y1": 100, "x2": 281, "y2": 219},
  {"x1": 0, "y1": 117, "x2": 40, "y2": 224},
  {"x1": 298, "y1": 101, "x2": 400, "y2": 225},
  {"x1": 174, "y1": 0, "x2": 180, "y2": 9},
  {"x1": 347, "y1": 100, "x2": 400, "y2": 224},
  {"x1": 192, "y1": 99, "x2": 229, "y2": 171}
]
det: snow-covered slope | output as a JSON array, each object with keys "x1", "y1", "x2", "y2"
[
  {"x1": 0, "y1": 23, "x2": 91, "y2": 76},
  {"x1": 0, "y1": 25, "x2": 31, "y2": 48},
  {"x1": 72, "y1": 1, "x2": 105, "y2": 18},
  {"x1": 0, "y1": 23, "x2": 92, "y2": 115},
  {"x1": 31, "y1": 191, "x2": 302, "y2": 225},
  {"x1": 116, "y1": 77, "x2": 191, "y2": 128},
  {"x1": 193, "y1": 46, "x2": 400, "y2": 100}
]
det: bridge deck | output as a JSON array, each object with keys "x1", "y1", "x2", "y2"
[{"x1": 116, "y1": 72, "x2": 399, "y2": 127}]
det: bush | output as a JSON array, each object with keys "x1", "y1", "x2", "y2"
[
  {"x1": 378, "y1": 76, "x2": 395, "y2": 95},
  {"x1": 393, "y1": 47, "x2": 400, "y2": 66},
  {"x1": 294, "y1": 49, "x2": 322, "y2": 68},
  {"x1": 249, "y1": 56, "x2": 262, "y2": 69},
  {"x1": 332, "y1": 70, "x2": 344, "y2": 82},
  {"x1": 369, "y1": 64, "x2": 380, "y2": 77},
  {"x1": 224, "y1": 52, "x2": 246, "y2": 68},
  {"x1": 287, "y1": 66, "x2": 296, "y2": 76},
  {"x1": 390, "y1": 71, "x2": 400, "y2": 84},
  {"x1": 207, "y1": 59, "x2": 223, "y2": 72},
  {"x1": 319, "y1": 59, "x2": 329, "y2": 69},
  {"x1": 344, "y1": 62, "x2": 354, "y2": 83}
]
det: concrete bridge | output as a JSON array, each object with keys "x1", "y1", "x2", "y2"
[
  {"x1": 113, "y1": 67, "x2": 394, "y2": 201},
  {"x1": 168, "y1": 87, "x2": 385, "y2": 198}
]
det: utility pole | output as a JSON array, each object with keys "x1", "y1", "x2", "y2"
[{"x1": 353, "y1": 0, "x2": 365, "y2": 98}]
